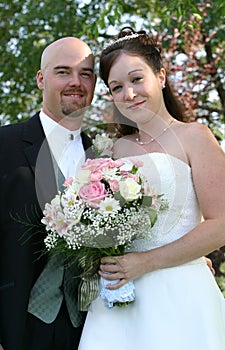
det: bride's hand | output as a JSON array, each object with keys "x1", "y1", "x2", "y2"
[{"x1": 99, "y1": 252, "x2": 149, "y2": 290}]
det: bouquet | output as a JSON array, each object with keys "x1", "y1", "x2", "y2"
[{"x1": 42, "y1": 152, "x2": 164, "y2": 310}]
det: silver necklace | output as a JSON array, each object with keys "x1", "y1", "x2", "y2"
[{"x1": 136, "y1": 119, "x2": 175, "y2": 145}]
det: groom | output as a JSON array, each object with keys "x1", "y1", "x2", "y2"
[{"x1": 0, "y1": 36, "x2": 96, "y2": 350}]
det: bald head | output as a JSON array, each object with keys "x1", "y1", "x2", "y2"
[
  {"x1": 36, "y1": 36, "x2": 96, "y2": 124},
  {"x1": 40, "y1": 37, "x2": 94, "y2": 71}
]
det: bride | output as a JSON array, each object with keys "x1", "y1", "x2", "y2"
[{"x1": 78, "y1": 27, "x2": 225, "y2": 349}]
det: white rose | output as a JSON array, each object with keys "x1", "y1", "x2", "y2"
[
  {"x1": 75, "y1": 169, "x2": 91, "y2": 185},
  {"x1": 93, "y1": 134, "x2": 114, "y2": 157},
  {"x1": 119, "y1": 178, "x2": 141, "y2": 202}
]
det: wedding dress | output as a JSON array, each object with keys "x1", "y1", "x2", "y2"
[{"x1": 78, "y1": 153, "x2": 225, "y2": 350}]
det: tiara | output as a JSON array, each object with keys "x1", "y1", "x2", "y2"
[{"x1": 103, "y1": 32, "x2": 143, "y2": 50}]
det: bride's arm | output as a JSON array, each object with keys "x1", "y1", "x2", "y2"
[
  {"x1": 99, "y1": 123, "x2": 225, "y2": 289},
  {"x1": 204, "y1": 257, "x2": 215, "y2": 276}
]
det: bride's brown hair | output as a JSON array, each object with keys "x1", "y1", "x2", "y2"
[{"x1": 99, "y1": 27, "x2": 184, "y2": 136}]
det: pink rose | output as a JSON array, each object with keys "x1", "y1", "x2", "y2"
[
  {"x1": 126, "y1": 173, "x2": 139, "y2": 181},
  {"x1": 119, "y1": 170, "x2": 138, "y2": 182},
  {"x1": 131, "y1": 159, "x2": 144, "y2": 167},
  {"x1": 109, "y1": 159, "x2": 124, "y2": 168},
  {"x1": 82, "y1": 158, "x2": 113, "y2": 172},
  {"x1": 109, "y1": 179, "x2": 120, "y2": 192},
  {"x1": 90, "y1": 171, "x2": 103, "y2": 182},
  {"x1": 79, "y1": 181, "x2": 108, "y2": 206},
  {"x1": 120, "y1": 170, "x2": 127, "y2": 175}
]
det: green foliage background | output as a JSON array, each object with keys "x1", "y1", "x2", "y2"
[{"x1": 0, "y1": 0, "x2": 225, "y2": 128}]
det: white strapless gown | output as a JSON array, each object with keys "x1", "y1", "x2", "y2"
[{"x1": 78, "y1": 153, "x2": 225, "y2": 350}]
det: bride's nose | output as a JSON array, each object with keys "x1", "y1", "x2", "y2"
[{"x1": 124, "y1": 86, "x2": 136, "y2": 101}]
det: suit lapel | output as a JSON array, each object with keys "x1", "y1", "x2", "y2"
[
  {"x1": 23, "y1": 113, "x2": 57, "y2": 210},
  {"x1": 22, "y1": 114, "x2": 94, "y2": 209},
  {"x1": 81, "y1": 131, "x2": 94, "y2": 159}
]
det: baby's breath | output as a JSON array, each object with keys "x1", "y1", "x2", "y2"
[
  {"x1": 41, "y1": 147, "x2": 167, "y2": 310},
  {"x1": 42, "y1": 155, "x2": 165, "y2": 274}
]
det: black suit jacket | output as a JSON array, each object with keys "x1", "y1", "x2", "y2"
[{"x1": 0, "y1": 112, "x2": 92, "y2": 349}]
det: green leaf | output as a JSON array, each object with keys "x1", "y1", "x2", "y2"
[
  {"x1": 130, "y1": 165, "x2": 138, "y2": 174},
  {"x1": 142, "y1": 196, "x2": 153, "y2": 207},
  {"x1": 114, "y1": 192, "x2": 126, "y2": 206},
  {"x1": 148, "y1": 208, "x2": 158, "y2": 227},
  {"x1": 108, "y1": 15, "x2": 115, "y2": 25}
]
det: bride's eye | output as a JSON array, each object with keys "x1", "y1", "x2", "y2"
[
  {"x1": 111, "y1": 85, "x2": 122, "y2": 93},
  {"x1": 132, "y1": 76, "x2": 143, "y2": 83}
]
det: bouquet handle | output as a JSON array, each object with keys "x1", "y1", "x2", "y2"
[{"x1": 99, "y1": 276, "x2": 135, "y2": 308}]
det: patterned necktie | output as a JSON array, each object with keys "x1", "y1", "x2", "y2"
[{"x1": 28, "y1": 253, "x2": 64, "y2": 323}]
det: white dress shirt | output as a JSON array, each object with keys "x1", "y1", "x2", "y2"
[{"x1": 39, "y1": 111, "x2": 85, "y2": 178}]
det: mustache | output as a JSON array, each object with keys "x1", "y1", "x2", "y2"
[{"x1": 63, "y1": 88, "x2": 85, "y2": 94}]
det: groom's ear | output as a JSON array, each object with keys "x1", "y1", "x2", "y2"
[{"x1": 36, "y1": 70, "x2": 44, "y2": 91}]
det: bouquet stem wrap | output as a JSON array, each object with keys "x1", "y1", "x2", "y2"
[
  {"x1": 77, "y1": 254, "x2": 100, "y2": 311},
  {"x1": 78, "y1": 274, "x2": 100, "y2": 311}
]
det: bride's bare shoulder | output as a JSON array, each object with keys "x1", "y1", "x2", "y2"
[{"x1": 175, "y1": 120, "x2": 219, "y2": 146}]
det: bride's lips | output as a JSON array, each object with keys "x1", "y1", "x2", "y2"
[{"x1": 127, "y1": 100, "x2": 146, "y2": 110}]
